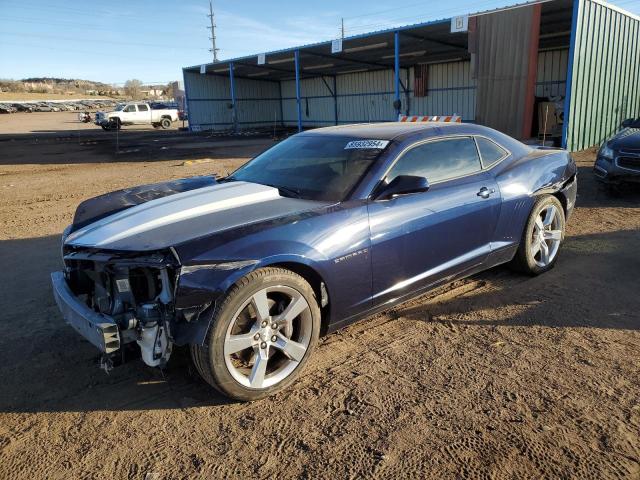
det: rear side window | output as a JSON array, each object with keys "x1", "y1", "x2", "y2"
[
  {"x1": 387, "y1": 137, "x2": 482, "y2": 184},
  {"x1": 137, "y1": 104, "x2": 149, "y2": 111},
  {"x1": 476, "y1": 137, "x2": 508, "y2": 167}
]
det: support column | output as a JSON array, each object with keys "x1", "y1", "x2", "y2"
[
  {"x1": 333, "y1": 75, "x2": 338, "y2": 126},
  {"x1": 394, "y1": 31, "x2": 401, "y2": 118},
  {"x1": 229, "y1": 61, "x2": 237, "y2": 132},
  {"x1": 294, "y1": 50, "x2": 302, "y2": 132}
]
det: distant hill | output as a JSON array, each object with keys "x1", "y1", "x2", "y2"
[{"x1": 0, "y1": 78, "x2": 121, "y2": 96}]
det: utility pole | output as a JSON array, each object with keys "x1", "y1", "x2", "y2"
[
  {"x1": 207, "y1": 0, "x2": 220, "y2": 62},
  {"x1": 341, "y1": 18, "x2": 345, "y2": 40}
]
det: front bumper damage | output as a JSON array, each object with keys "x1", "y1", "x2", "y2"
[
  {"x1": 51, "y1": 244, "x2": 244, "y2": 370},
  {"x1": 51, "y1": 271, "x2": 120, "y2": 354}
]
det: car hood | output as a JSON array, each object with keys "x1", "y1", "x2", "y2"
[
  {"x1": 71, "y1": 175, "x2": 218, "y2": 231},
  {"x1": 65, "y1": 181, "x2": 327, "y2": 251},
  {"x1": 607, "y1": 128, "x2": 640, "y2": 151}
]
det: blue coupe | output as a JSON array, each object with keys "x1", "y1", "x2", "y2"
[{"x1": 52, "y1": 122, "x2": 577, "y2": 400}]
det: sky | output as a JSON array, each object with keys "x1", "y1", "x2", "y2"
[{"x1": 1, "y1": 0, "x2": 639, "y2": 86}]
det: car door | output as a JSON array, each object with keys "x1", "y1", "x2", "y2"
[
  {"x1": 121, "y1": 104, "x2": 137, "y2": 122},
  {"x1": 367, "y1": 136, "x2": 501, "y2": 306},
  {"x1": 136, "y1": 104, "x2": 150, "y2": 124}
]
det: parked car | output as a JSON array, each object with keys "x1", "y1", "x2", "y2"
[
  {"x1": 33, "y1": 104, "x2": 53, "y2": 112},
  {"x1": 0, "y1": 104, "x2": 13, "y2": 114},
  {"x1": 51, "y1": 122, "x2": 577, "y2": 401},
  {"x1": 11, "y1": 103, "x2": 33, "y2": 113},
  {"x1": 594, "y1": 117, "x2": 640, "y2": 186},
  {"x1": 95, "y1": 102, "x2": 179, "y2": 130}
]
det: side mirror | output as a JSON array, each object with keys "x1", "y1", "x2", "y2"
[{"x1": 374, "y1": 175, "x2": 430, "y2": 200}]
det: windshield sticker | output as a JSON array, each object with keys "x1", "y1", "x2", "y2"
[{"x1": 344, "y1": 140, "x2": 389, "y2": 150}]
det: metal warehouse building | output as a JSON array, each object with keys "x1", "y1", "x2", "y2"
[{"x1": 183, "y1": 0, "x2": 640, "y2": 151}]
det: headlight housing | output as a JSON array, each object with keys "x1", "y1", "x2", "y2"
[
  {"x1": 61, "y1": 224, "x2": 72, "y2": 262},
  {"x1": 598, "y1": 144, "x2": 615, "y2": 161}
]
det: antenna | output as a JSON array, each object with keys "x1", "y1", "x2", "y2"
[{"x1": 207, "y1": 0, "x2": 220, "y2": 62}]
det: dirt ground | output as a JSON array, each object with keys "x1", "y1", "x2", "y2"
[{"x1": 0, "y1": 117, "x2": 638, "y2": 479}]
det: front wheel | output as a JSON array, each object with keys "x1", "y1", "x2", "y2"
[
  {"x1": 511, "y1": 195, "x2": 565, "y2": 275},
  {"x1": 191, "y1": 267, "x2": 321, "y2": 401}
]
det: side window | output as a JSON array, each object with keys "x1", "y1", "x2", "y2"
[
  {"x1": 476, "y1": 137, "x2": 508, "y2": 167},
  {"x1": 137, "y1": 104, "x2": 149, "y2": 112},
  {"x1": 123, "y1": 105, "x2": 136, "y2": 112},
  {"x1": 387, "y1": 137, "x2": 482, "y2": 184}
]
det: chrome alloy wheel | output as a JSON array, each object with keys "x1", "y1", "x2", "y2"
[
  {"x1": 223, "y1": 286, "x2": 312, "y2": 389},
  {"x1": 530, "y1": 204, "x2": 563, "y2": 268}
]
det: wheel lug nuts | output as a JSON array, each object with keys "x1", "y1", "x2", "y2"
[
  {"x1": 271, "y1": 323, "x2": 278, "y2": 330},
  {"x1": 254, "y1": 333, "x2": 260, "y2": 340},
  {"x1": 261, "y1": 321, "x2": 268, "y2": 327},
  {"x1": 260, "y1": 342, "x2": 267, "y2": 349},
  {"x1": 271, "y1": 335, "x2": 277, "y2": 342}
]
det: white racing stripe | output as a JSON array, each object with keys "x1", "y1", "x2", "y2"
[{"x1": 66, "y1": 181, "x2": 281, "y2": 247}]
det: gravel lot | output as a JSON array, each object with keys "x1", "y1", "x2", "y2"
[{"x1": 0, "y1": 114, "x2": 638, "y2": 479}]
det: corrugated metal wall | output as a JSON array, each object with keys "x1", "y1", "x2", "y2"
[
  {"x1": 536, "y1": 49, "x2": 569, "y2": 97},
  {"x1": 281, "y1": 76, "x2": 335, "y2": 127},
  {"x1": 565, "y1": 0, "x2": 640, "y2": 151},
  {"x1": 475, "y1": 4, "x2": 541, "y2": 138},
  {"x1": 184, "y1": 70, "x2": 281, "y2": 130},
  {"x1": 185, "y1": 51, "x2": 568, "y2": 132},
  {"x1": 281, "y1": 65, "x2": 474, "y2": 127},
  {"x1": 409, "y1": 61, "x2": 477, "y2": 121}
]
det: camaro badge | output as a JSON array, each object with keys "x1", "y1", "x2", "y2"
[{"x1": 334, "y1": 248, "x2": 368, "y2": 264}]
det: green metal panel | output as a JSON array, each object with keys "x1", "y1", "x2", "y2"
[{"x1": 565, "y1": 0, "x2": 640, "y2": 151}]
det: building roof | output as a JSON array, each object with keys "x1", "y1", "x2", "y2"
[{"x1": 184, "y1": 0, "x2": 575, "y2": 82}]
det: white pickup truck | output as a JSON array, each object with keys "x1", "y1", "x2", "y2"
[{"x1": 95, "y1": 102, "x2": 179, "y2": 130}]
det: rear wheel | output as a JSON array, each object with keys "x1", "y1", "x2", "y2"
[
  {"x1": 191, "y1": 267, "x2": 320, "y2": 401},
  {"x1": 160, "y1": 117, "x2": 171, "y2": 129},
  {"x1": 511, "y1": 195, "x2": 565, "y2": 275}
]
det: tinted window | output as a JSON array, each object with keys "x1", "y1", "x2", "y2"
[
  {"x1": 387, "y1": 137, "x2": 481, "y2": 184},
  {"x1": 476, "y1": 137, "x2": 507, "y2": 166},
  {"x1": 229, "y1": 135, "x2": 385, "y2": 201},
  {"x1": 137, "y1": 104, "x2": 149, "y2": 111}
]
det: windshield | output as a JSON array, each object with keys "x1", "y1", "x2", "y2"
[{"x1": 228, "y1": 135, "x2": 386, "y2": 202}]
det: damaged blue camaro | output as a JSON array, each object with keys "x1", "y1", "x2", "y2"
[{"x1": 52, "y1": 122, "x2": 577, "y2": 401}]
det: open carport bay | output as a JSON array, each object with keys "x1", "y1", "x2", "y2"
[{"x1": 0, "y1": 129, "x2": 638, "y2": 479}]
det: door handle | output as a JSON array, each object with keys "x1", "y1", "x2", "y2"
[{"x1": 477, "y1": 187, "x2": 495, "y2": 199}]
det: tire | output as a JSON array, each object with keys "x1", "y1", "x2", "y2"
[
  {"x1": 511, "y1": 195, "x2": 565, "y2": 275},
  {"x1": 110, "y1": 118, "x2": 121, "y2": 130},
  {"x1": 101, "y1": 124, "x2": 110, "y2": 131},
  {"x1": 160, "y1": 117, "x2": 171, "y2": 129},
  {"x1": 190, "y1": 267, "x2": 321, "y2": 401}
]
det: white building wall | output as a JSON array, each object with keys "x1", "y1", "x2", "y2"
[
  {"x1": 536, "y1": 49, "x2": 569, "y2": 97},
  {"x1": 184, "y1": 70, "x2": 281, "y2": 131},
  {"x1": 185, "y1": 50, "x2": 568, "y2": 131},
  {"x1": 408, "y1": 61, "x2": 476, "y2": 121}
]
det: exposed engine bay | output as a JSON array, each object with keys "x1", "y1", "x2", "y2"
[{"x1": 62, "y1": 247, "x2": 179, "y2": 369}]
